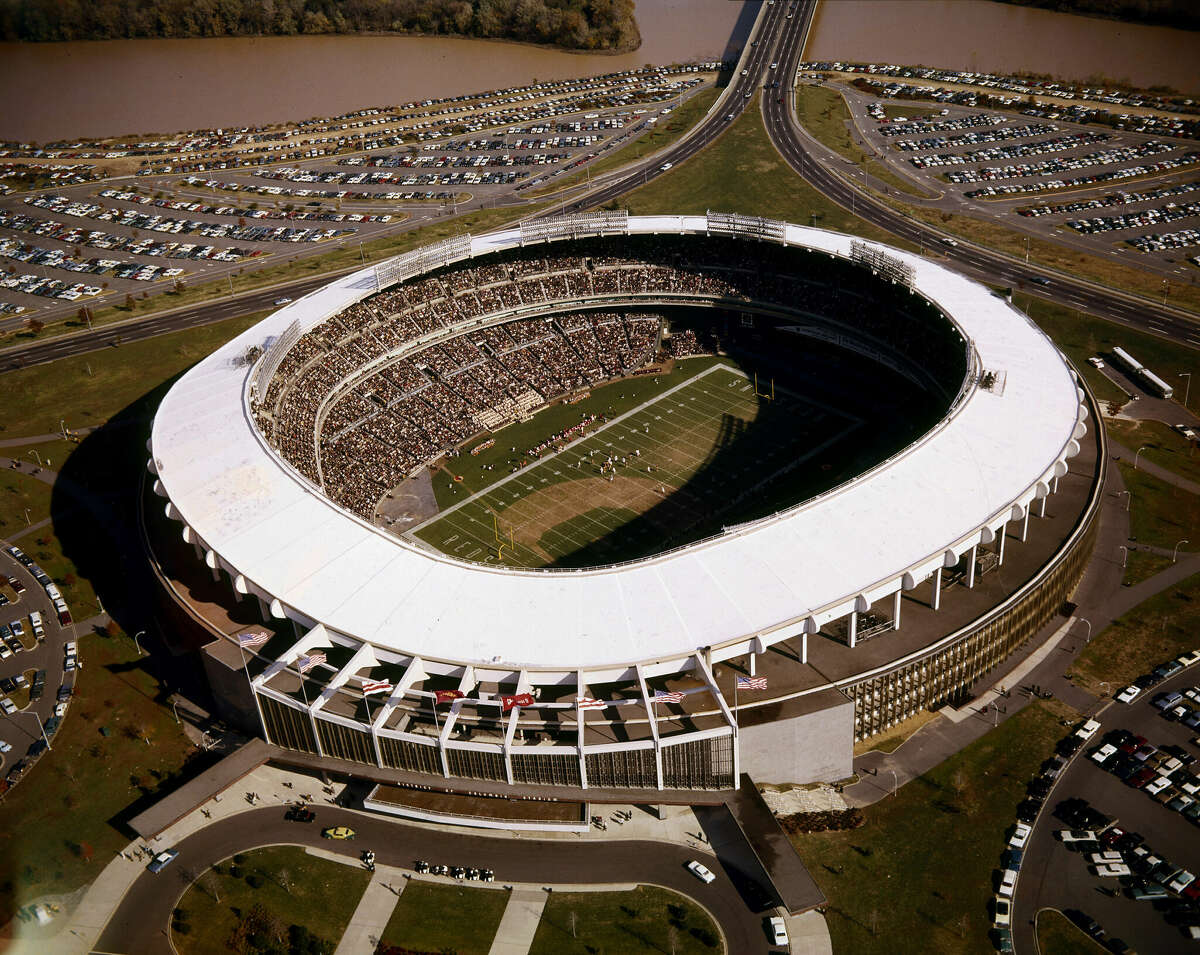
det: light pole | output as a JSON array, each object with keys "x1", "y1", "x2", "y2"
[
  {"x1": 1077, "y1": 617, "x2": 1092, "y2": 642},
  {"x1": 1116, "y1": 490, "x2": 1131, "y2": 511},
  {"x1": 1119, "y1": 545, "x2": 1129, "y2": 568},
  {"x1": 7, "y1": 709, "x2": 51, "y2": 750},
  {"x1": 1174, "y1": 539, "x2": 1190, "y2": 563},
  {"x1": 1182, "y1": 373, "x2": 1192, "y2": 410},
  {"x1": 26, "y1": 450, "x2": 43, "y2": 467},
  {"x1": 1024, "y1": 235, "x2": 1030, "y2": 264},
  {"x1": 890, "y1": 770, "x2": 898, "y2": 797},
  {"x1": 1162, "y1": 279, "x2": 1170, "y2": 305},
  {"x1": 1134, "y1": 446, "x2": 1149, "y2": 470},
  {"x1": 23, "y1": 508, "x2": 30, "y2": 526},
  {"x1": 133, "y1": 630, "x2": 146, "y2": 656},
  {"x1": 171, "y1": 699, "x2": 181, "y2": 725}
]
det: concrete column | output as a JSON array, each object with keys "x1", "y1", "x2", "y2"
[
  {"x1": 998, "y1": 523, "x2": 1007, "y2": 566},
  {"x1": 967, "y1": 544, "x2": 977, "y2": 589},
  {"x1": 801, "y1": 631, "x2": 808, "y2": 665},
  {"x1": 229, "y1": 577, "x2": 244, "y2": 602},
  {"x1": 210, "y1": 565, "x2": 221, "y2": 583},
  {"x1": 257, "y1": 596, "x2": 271, "y2": 622},
  {"x1": 848, "y1": 611, "x2": 858, "y2": 649},
  {"x1": 893, "y1": 590, "x2": 902, "y2": 630},
  {"x1": 192, "y1": 538, "x2": 204, "y2": 560},
  {"x1": 932, "y1": 567, "x2": 942, "y2": 611},
  {"x1": 748, "y1": 652, "x2": 756, "y2": 677},
  {"x1": 1038, "y1": 495, "x2": 1047, "y2": 518},
  {"x1": 1021, "y1": 510, "x2": 1030, "y2": 542},
  {"x1": 1052, "y1": 476, "x2": 1059, "y2": 494}
]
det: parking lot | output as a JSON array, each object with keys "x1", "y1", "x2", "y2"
[
  {"x1": 800, "y1": 62, "x2": 1200, "y2": 284},
  {"x1": 1012, "y1": 655, "x2": 1200, "y2": 953},
  {"x1": 0, "y1": 544, "x2": 79, "y2": 793},
  {"x1": 0, "y1": 63, "x2": 724, "y2": 323}
]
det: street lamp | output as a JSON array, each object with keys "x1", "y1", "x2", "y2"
[
  {"x1": 133, "y1": 630, "x2": 146, "y2": 656},
  {"x1": 890, "y1": 769, "x2": 898, "y2": 797},
  {"x1": 1134, "y1": 446, "x2": 1149, "y2": 469},
  {"x1": 26, "y1": 450, "x2": 42, "y2": 467},
  {"x1": 6, "y1": 709, "x2": 51, "y2": 750},
  {"x1": 1116, "y1": 490, "x2": 1131, "y2": 511},
  {"x1": 1182, "y1": 373, "x2": 1192, "y2": 410},
  {"x1": 1174, "y1": 539, "x2": 1190, "y2": 563},
  {"x1": 23, "y1": 508, "x2": 30, "y2": 526},
  {"x1": 1077, "y1": 617, "x2": 1092, "y2": 642},
  {"x1": 1119, "y1": 545, "x2": 1129, "y2": 568}
]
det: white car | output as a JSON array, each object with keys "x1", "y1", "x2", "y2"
[
  {"x1": 54, "y1": 702, "x2": 67, "y2": 718},
  {"x1": 766, "y1": 915, "x2": 788, "y2": 945},
  {"x1": 771, "y1": 62, "x2": 779, "y2": 70},
  {"x1": 1116, "y1": 684, "x2": 1141, "y2": 703},
  {"x1": 659, "y1": 162, "x2": 672, "y2": 171},
  {"x1": 0, "y1": 699, "x2": 16, "y2": 715},
  {"x1": 993, "y1": 896, "x2": 1011, "y2": 927},
  {"x1": 1094, "y1": 862, "x2": 1132, "y2": 878},
  {"x1": 1074, "y1": 719, "x2": 1101, "y2": 741},
  {"x1": 1009, "y1": 822, "x2": 1032, "y2": 849},
  {"x1": 1169, "y1": 869, "x2": 1196, "y2": 893},
  {"x1": 1091, "y1": 743, "x2": 1118, "y2": 765},
  {"x1": 0, "y1": 740, "x2": 11, "y2": 753},
  {"x1": 686, "y1": 860, "x2": 715, "y2": 884},
  {"x1": 1146, "y1": 775, "x2": 1173, "y2": 796},
  {"x1": 998, "y1": 868, "x2": 1017, "y2": 897},
  {"x1": 273, "y1": 297, "x2": 293, "y2": 306}
]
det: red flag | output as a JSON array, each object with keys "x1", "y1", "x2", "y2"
[
  {"x1": 501, "y1": 692, "x2": 535, "y2": 712},
  {"x1": 435, "y1": 689, "x2": 464, "y2": 705}
]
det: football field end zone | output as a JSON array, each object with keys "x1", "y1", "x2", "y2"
[
  {"x1": 412, "y1": 364, "x2": 865, "y2": 567},
  {"x1": 405, "y1": 362, "x2": 734, "y2": 539}
]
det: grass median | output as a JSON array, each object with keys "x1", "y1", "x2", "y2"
[
  {"x1": 1116, "y1": 462, "x2": 1200, "y2": 551},
  {"x1": 171, "y1": 845, "x2": 369, "y2": 953},
  {"x1": 621, "y1": 94, "x2": 908, "y2": 249},
  {"x1": 1069, "y1": 572, "x2": 1200, "y2": 695},
  {"x1": 1108, "y1": 418, "x2": 1200, "y2": 485},
  {"x1": 1036, "y1": 909, "x2": 1108, "y2": 954},
  {"x1": 379, "y1": 880, "x2": 510, "y2": 955},
  {"x1": 790, "y1": 698, "x2": 1078, "y2": 955}
]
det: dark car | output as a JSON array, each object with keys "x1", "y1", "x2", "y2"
[
  {"x1": 285, "y1": 806, "x2": 315, "y2": 823},
  {"x1": 1017, "y1": 799, "x2": 1042, "y2": 824}
]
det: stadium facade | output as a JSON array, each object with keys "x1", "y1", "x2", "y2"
[{"x1": 148, "y1": 212, "x2": 1102, "y2": 799}]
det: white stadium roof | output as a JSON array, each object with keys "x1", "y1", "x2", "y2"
[{"x1": 150, "y1": 215, "x2": 1085, "y2": 680}]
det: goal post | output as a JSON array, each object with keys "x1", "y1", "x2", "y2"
[
  {"x1": 753, "y1": 372, "x2": 775, "y2": 402},
  {"x1": 493, "y1": 511, "x2": 516, "y2": 560}
]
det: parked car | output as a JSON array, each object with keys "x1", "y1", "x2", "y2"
[
  {"x1": 284, "y1": 806, "x2": 315, "y2": 823},
  {"x1": 321, "y1": 826, "x2": 355, "y2": 840},
  {"x1": 1116, "y1": 685, "x2": 1141, "y2": 703},
  {"x1": 147, "y1": 848, "x2": 179, "y2": 873},
  {"x1": 1009, "y1": 822, "x2": 1032, "y2": 849},
  {"x1": 766, "y1": 914, "x2": 789, "y2": 945},
  {"x1": 687, "y1": 860, "x2": 716, "y2": 883}
]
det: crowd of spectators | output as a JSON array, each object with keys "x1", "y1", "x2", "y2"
[{"x1": 254, "y1": 236, "x2": 959, "y2": 519}]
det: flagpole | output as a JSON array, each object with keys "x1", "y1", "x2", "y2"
[
  {"x1": 733, "y1": 671, "x2": 739, "y2": 738},
  {"x1": 431, "y1": 693, "x2": 441, "y2": 735},
  {"x1": 297, "y1": 664, "x2": 309, "y2": 706},
  {"x1": 363, "y1": 688, "x2": 373, "y2": 724}
]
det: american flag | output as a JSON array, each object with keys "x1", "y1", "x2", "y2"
[
  {"x1": 736, "y1": 676, "x2": 768, "y2": 690},
  {"x1": 361, "y1": 678, "x2": 392, "y2": 696},
  {"x1": 237, "y1": 629, "x2": 270, "y2": 649},
  {"x1": 575, "y1": 696, "x2": 607, "y2": 709},
  {"x1": 296, "y1": 651, "x2": 326, "y2": 673},
  {"x1": 653, "y1": 690, "x2": 684, "y2": 704}
]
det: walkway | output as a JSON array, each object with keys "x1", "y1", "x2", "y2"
[
  {"x1": 845, "y1": 452, "x2": 1200, "y2": 806},
  {"x1": 487, "y1": 887, "x2": 549, "y2": 955},
  {"x1": 333, "y1": 866, "x2": 405, "y2": 955},
  {"x1": 1110, "y1": 437, "x2": 1200, "y2": 496}
]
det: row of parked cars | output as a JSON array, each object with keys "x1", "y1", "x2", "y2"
[
  {"x1": 1115, "y1": 650, "x2": 1200, "y2": 704},
  {"x1": 6, "y1": 546, "x2": 71, "y2": 627},
  {"x1": 413, "y1": 859, "x2": 496, "y2": 882},
  {"x1": 991, "y1": 719, "x2": 1104, "y2": 949}
]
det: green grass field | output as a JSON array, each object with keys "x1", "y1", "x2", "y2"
[
  {"x1": 413, "y1": 362, "x2": 860, "y2": 567},
  {"x1": 379, "y1": 880, "x2": 510, "y2": 955}
]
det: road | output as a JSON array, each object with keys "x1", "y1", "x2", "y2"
[
  {"x1": 758, "y1": 0, "x2": 1199, "y2": 347},
  {"x1": 95, "y1": 805, "x2": 769, "y2": 955}
]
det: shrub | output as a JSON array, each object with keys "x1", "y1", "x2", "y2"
[{"x1": 246, "y1": 873, "x2": 264, "y2": 888}]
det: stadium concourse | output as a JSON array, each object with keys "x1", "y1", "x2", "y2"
[{"x1": 145, "y1": 212, "x2": 1102, "y2": 805}]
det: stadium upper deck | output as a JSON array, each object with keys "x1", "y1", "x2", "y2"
[{"x1": 149, "y1": 213, "x2": 1085, "y2": 684}]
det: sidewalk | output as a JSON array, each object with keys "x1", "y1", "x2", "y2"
[
  {"x1": 487, "y1": 888, "x2": 549, "y2": 955},
  {"x1": 333, "y1": 865, "x2": 405, "y2": 955}
]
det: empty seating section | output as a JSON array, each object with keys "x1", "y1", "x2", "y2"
[{"x1": 253, "y1": 236, "x2": 962, "y2": 520}]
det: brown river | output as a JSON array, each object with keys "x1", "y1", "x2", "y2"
[
  {"x1": 0, "y1": 0, "x2": 756, "y2": 142},
  {"x1": 806, "y1": 0, "x2": 1200, "y2": 96},
  {"x1": 1, "y1": 0, "x2": 1196, "y2": 143}
]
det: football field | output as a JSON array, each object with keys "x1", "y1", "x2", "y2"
[{"x1": 410, "y1": 363, "x2": 863, "y2": 567}]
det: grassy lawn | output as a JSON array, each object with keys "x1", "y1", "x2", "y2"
[
  {"x1": 1116, "y1": 462, "x2": 1200, "y2": 551},
  {"x1": 1035, "y1": 909, "x2": 1108, "y2": 954},
  {"x1": 852, "y1": 710, "x2": 941, "y2": 757},
  {"x1": 0, "y1": 631, "x2": 197, "y2": 921},
  {"x1": 620, "y1": 93, "x2": 908, "y2": 250},
  {"x1": 790, "y1": 698, "x2": 1078, "y2": 955},
  {"x1": 529, "y1": 885, "x2": 722, "y2": 955},
  {"x1": 172, "y1": 845, "x2": 369, "y2": 953},
  {"x1": 3, "y1": 312, "x2": 266, "y2": 436},
  {"x1": 1017, "y1": 292, "x2": 1200, "y2": 408},
  {"x1": 1123, "y1": 549, "x2": 1174, "y2": 588},
  {"x1": 1070, "y1": 573, "x2": 1200, "y2": 695},
  {"x1": 793, "y1": 84, "x2": 937, "y2": 198},
  {"x1": 1107, "y1": 418, "x2": 1200, "y2": 485},
  {"x1": 526, "y1": 87, "x2": 722, "y2": 198},
  {"x1": 379, "y1": 879, "x2": 509, "y2": 955}
]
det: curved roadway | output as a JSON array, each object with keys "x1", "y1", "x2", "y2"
[{"x1": 96, "y1": 806, "x2": 768, "y2": 955}]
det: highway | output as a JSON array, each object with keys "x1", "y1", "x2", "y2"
[
  {"x1": 94, "y1": 805, "x2": 769, "y2": 955},
  {"x1": 760, "y1": 0, "x2": 1199, "y2": 346}
]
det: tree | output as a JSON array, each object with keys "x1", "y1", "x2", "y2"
[
  {"x1": 200, "y1": 870, "x2": 222, "y2": 902},
  {"x1": 24, "y1": 317, "x2": 44, "y2": 334}
]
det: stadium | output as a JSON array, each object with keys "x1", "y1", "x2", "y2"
[{"x1": 146, "y1": 212, "x2": 1103, "y2": 803}]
